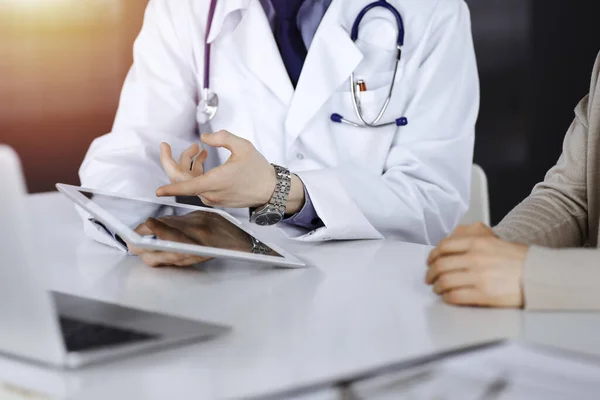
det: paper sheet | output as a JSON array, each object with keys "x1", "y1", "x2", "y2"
[
  {"x1": 348, "y1": 342, "x2": 600, "y2": 400},
  {"x1": 0, "y1": 383, "x2": 53, "y2": 400}
]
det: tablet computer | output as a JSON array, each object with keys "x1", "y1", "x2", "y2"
[{"x1": 56, "y1": 184, "x2": 306, "y2": 268}]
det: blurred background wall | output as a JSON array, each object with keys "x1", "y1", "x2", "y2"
[
  {"x1": 466, "y1": 0, "x2": 600, "y2": 222},
  {"x1": 1, "y1": 0, "x2": 599, "y2": 223},
  {"x1": 0, "y1": 0, "x2": 147, "y2": 193}
]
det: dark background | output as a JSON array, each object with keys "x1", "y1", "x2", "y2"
[
  {"x1": 1, "y1": 0, "x2": 599, "y2": 224},
  {"x1": 466, "y1": 0, "x2": 600, "y2": 223}
]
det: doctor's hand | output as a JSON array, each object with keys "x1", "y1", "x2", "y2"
[
  {"x1": 156, "y1": 131, "x2": 305, "y2": 214},
  {"x1": 425, "y1": 224, "x2": 529, "y2": 308},
  {"x1": 160, "y1": 143, "x2": 208, "y2": 183},
  {"x1": 128, "y1": 218, "x2": 212, "y2": 268}
]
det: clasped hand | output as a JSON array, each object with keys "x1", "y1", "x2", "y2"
[{"x1": 425, "y1": 223, "x2": 529, "y2": 308}]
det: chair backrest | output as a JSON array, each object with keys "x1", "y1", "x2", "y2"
[{"x1": 461, "y1": 164, "x2": 491, "y2": 226}]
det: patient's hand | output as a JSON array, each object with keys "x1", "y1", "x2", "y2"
[
  {"x1": 425, "y1": 223, "x2": 528, "y2": 308},
  {"x1": 128, "y1": 218, "x2": 212, "y2": 268},
  {"x1": 446, "y1": 222, "x2": 496, "y2": 239}
]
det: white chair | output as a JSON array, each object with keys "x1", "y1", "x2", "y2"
[{"x1": 461, "y1": 164, "x2": 491, "y2": 226}]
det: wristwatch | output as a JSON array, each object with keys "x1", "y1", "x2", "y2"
[{"x1": 249, "y1": 164, "x2": 291, "y2": 226}]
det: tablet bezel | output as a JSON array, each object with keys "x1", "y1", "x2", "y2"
[{"x1": 56, "y1": 183, "x2": 306, "y2": 269}]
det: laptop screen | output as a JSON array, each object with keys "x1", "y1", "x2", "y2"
[{"x1": 79, "y1": 190, "x2": 283, "y2": 258}]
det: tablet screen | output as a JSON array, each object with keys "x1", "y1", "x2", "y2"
[{"x1": 79, "y1": 190, "x2": 282, "y2": 258}]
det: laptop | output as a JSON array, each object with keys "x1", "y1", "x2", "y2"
[{"x1": 0, "y1": 145, "x2": 230, "y2": 368}]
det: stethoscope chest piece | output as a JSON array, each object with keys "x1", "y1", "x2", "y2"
[{"x1": 198, "y1": 88, "x2": 219, "y2": 124}]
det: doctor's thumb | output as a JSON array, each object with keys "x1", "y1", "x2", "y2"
[{"x1": 200, "y1": 130, "x2": 244, "y2": 152}]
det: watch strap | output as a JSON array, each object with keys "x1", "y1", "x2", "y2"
[{"x1": 269, "y1": 164, "x2": 291, "y2": 216}]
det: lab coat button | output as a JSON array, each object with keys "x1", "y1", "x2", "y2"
[{"x1": 296, "y1": 153, "x2": 305, "y2": 160}]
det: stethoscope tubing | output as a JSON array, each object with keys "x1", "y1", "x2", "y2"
[
  {"x1": 201, "y1": 0, "x2": 408, "y2": 128},
  {"x1": 334, "y1": 0, "x2": 408, "y2": 128},
  {"x1": 204, "y1": 0, "x2": 219, "y2": 90}
]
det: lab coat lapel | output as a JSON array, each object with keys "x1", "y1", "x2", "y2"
[
  {"x1": 206, "y1": 0, "x2": 250, "y2": 43},
  {"x1": 220, "y1": 0, "x2": 294, "y2": 106},
  {"x1": 285, "y1": 3, "x2": 364, "y2": 146}
]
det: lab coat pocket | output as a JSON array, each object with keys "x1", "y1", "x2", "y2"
[
  {"x1": 334, "y1": 58, "x2": 405, "y2": 115},
  {"x1": 329, "y1": 82, "x2": 399, "y2": 171},
  {"x1": 333, "y1": 81, "x2": 391, "y2": 122},
  {"x1": 332, "y1": 61, "x2": 405, "y2": 122}
]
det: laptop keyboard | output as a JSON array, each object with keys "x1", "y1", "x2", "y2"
[{"x1": 59, "y1": 316, "x2": 158, "y2": 352}]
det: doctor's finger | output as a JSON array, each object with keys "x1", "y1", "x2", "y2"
[
  {"x1": 140, "y1": 251, "x2": 197, "y2": 268},
  {"x1": 160, "y1": 142, "x2": 184, "y2": 178},
  {"x1": 146, "y1": 218, "x2": 196, "y2": 244},
  {"x1": 134, "y1": 222, "x2": 153, "y2": 236},
  {"x1": 156, "y1": 175, "x2": 216, "y2": 197},
  {"x1": 191, "y1": 148, "x2": 208, "y2": 175},
  {"x1": 178, "y1": 143, "x2": 200, "y2": 170},
  {"x1": 127, "y1": 242, "x2": 149, "y2": 256},
  {"x1": 201, "y1": 130, "x2": 251, "y2": 153},
  {"x1": 144, "y1": 252, "x2": 211, "y2": 268},
  {"x1": 128, "y1": 222, "x2": 161, "y2": 256}
]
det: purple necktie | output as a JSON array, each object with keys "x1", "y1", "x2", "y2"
[{"x1": 271, "y1": 0, "x2": 307, "y2": 88}]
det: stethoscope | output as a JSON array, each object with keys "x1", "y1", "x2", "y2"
[
  {"x1": 198, "y1": 0, "x2": 408, "y2": 129},
  {"x1": 197, "y1": 0, "x2": 220, "y2": 124}
]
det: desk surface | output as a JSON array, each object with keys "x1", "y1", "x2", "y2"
[{"x1": 4, "y1": 192, "x2": 600, "y2": 399}]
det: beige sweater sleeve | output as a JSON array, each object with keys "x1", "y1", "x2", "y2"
[
  {"x1": 492, "y1": 54, "x2": 600, "y2": 311},
  {"x1": 524, "y1": 247, "x2": 600, "y2": 310},
  {"x1": 493, "y1": 96, "x2": 590, "y2": 248}
]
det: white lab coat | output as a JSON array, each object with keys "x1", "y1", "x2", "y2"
[{"x1": 79, "y1": 0, "x2": 479, "y2": 247}]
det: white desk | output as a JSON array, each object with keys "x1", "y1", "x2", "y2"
[{"x1": 4, "y1": 192, "x2": 600, "y2": 399}]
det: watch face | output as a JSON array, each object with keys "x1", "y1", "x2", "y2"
[{"x1": 254, "y1": 211, "x2": 283, "y2": 226}]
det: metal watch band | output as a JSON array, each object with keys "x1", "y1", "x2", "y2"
[
  {"x1": 269, "y1": 164, "x2": 291, "y2": 215},
  {"x1": 251, "y1": 237, "x2": 272, "y2": 255}
]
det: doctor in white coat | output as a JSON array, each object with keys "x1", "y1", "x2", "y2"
[{"x1": 79, "y1": 0, "x2": 479, "y2": 262}]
